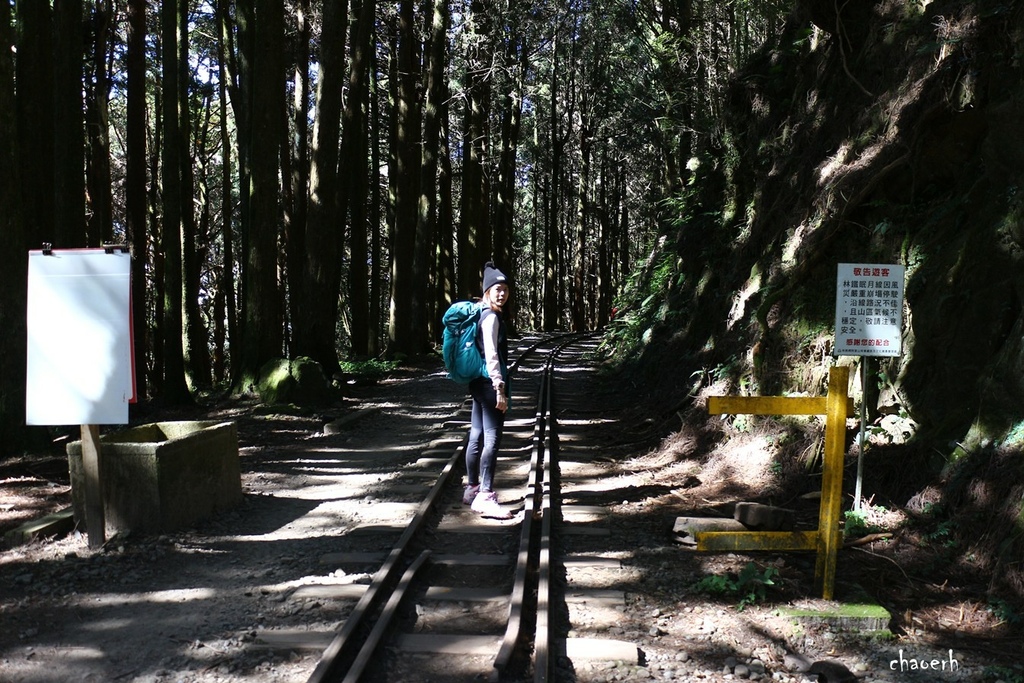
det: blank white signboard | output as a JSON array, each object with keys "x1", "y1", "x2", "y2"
[{"x1": 26, "y1": 249, "x2": 134, "y2": 425}]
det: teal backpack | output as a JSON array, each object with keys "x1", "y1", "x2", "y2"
[{"x1": 441, "y1": 301, "x2": 488, "y2": 384}]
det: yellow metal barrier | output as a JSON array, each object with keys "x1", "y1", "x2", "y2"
[{"x1": 700, "y1": 366, "x2": 851, "y2": 599}]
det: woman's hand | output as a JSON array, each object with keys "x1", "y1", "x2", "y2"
[{"x1": 495, "y1": 392, "x2": 508, "y2": 413}]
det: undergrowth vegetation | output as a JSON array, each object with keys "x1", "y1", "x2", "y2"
[{"x1": 693, "y1": 562, "x2": 780, "y2": 611}]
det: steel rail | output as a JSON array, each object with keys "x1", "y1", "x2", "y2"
[
  {"x1": 306, "y1": 440, "x2": 467, "y2": 683},
  {"x1": 494, "y1": 336, "x2": 574, "y2": 682},
  {"x1": 533, "y1": 336, "x2": 576, "y2": 682},
  {"x1": 534, "y1": 351, "x2": 557, "y2": 683},
  {"x1": 342, "y1": 550, "x2": 432, "y2": 683},
  {"x1": 491, "y1": 351, "x2": 552, "y2": 680},
  {"x1": 308, "y1": 337, "x2": 571, "y2": 683}
]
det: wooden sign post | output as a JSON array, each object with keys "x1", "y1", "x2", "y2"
[
  {"x1": 26, "y1": 246, "x2": 134, "y2": 549},
  {"x1": 79, "y1": 425, "x2": 106, "y2": 547}
]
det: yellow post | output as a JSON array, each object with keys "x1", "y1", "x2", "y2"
[
  {"x1": 702, "y1": 365, "x2": 851, "y2": 599},
  {"x1": 815, "y1": 366, "x2": 850, "y2": 599}
]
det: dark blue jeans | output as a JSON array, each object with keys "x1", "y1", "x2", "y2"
[{"x1": 465, "y1": 377, "x2": 504, "y2": 492}]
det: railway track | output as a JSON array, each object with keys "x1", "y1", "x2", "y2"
[{"x1": 299, "y1": 334, "x2": 575, "y2": 683}]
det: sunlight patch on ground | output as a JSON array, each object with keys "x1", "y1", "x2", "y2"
[
  {"x1": 297, "y1": 443, "x2": 424, "y2": 455},
  {"x1": 557, "y1": 418, "x2": 618, "y2": 426},
  {"x1": 700, "y1": 434, "x2": 778, "y2": 496},
  {"x1": 86, "y1": 588, "x2": 220, "y2": 606},
  {"x1": 266, "y1": 474, "x2": 391, "y2": 500}
]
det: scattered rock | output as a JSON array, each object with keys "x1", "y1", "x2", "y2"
[{"x1": 806, "y1": 659, "x2": 857, "y2": 682}]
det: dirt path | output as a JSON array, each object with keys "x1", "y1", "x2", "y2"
[
  {"x1": 0, "y1": 353, "x2": 1014, "y2": 682},
  {"x1": 1, "y1": 363, "x2": 469, "y2": 683}
]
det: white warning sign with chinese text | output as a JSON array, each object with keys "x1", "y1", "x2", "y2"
[{"x1": 834, "y1": 263, "x2": 905, "y2": 357}]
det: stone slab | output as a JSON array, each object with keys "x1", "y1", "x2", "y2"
[
  {"x1": 432, "y1": 553, "x2": 512, "y2": 566},
  {"x1": 255, "y1": 630, "x2": 332, "y2": 650},
  {"x1": 323, "y1": 407, "x2": 379, "y2": 434},
  {"x1": 395, "y1": 634, "x2": 501, "y2": 655},
  {"x1": 564, "y1": 589, "x2": 626, "y2": 605},
  {"x1": 349, "y1": 524, "x2": 405, "y2": 535},
  {"x1": 423, "y1": 586, "x2": 507, "y2": 602},
  {"x1": 564, "y1": 555, "x2": 622, "y2": 569},
  {"x1": 3, "y1": 507, "x2": 75, "y2": 547},
  {"x1": 414, "y1": 457, "x2": 451, "y2": 467},
  {"x1": 427, "y1": 437, "x2": 466, "y2": 448},
  {"x1": 734, "y1": 501, "x2": 796, "y2": 531},
  {"x1": 565, "y1": 637, "x2": 638, "y2": 662},
  {"x1": 563, "y1": 505, "x2": 608, "y2": 522},
  {"x1": 437, "y1": 514, "x2": 520, "y2": 531},
  {"x1": 778, "y1": 602, "x2": 891, "y2": 631},
  {"x1": 672, "y1": 516, "x2": 747, "y2": 546},
  {"x1": 562, "y1": 505, "x2": 608, "y2": 515},
  {"x1": 288, "y1": 584, "x2": 368, "y2": 600}
]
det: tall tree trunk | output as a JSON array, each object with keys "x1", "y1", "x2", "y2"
[
  {"x1": 0, "y1": 0, "x2": 27, "y2": 449},
  {"x1": 529, "y1": 112, "x2": 541, "y2": 329},
  {"x1": 85, "y1": 0, "x2": 113, "y2": 246},
  {"x1": 181, "y1": 4, "x2": 210, "y2": 389},
  {"x1": 343, "y1": 0, "x2": 376, "y2": 358},
  {"x1": 286, "y1": 0, "x2": 310, "y2": 352},
  {"x1": 542, "y1": 31, "x2": 560, "y2": 330},
  {"x1": 387, "y1": 0, "x2": 422, "y2": 355},
  {"x1": 216, "y1": 0, "x2": 237, "y2": 383},
  {"x1": 294, "y1": 0, "x2": 347, "y2": 370},
  {"x1": 368, "y1": 47, "x2": 383, "y2": 358},
  {"x1": 572, "y1": 91, "x2": 592, "y2": 333},
  {"x1": 493, "y1": 36, "x2": 524, "y2": 331},
  {"x1": 493, "y1": 37, "x2": 522, "y2": 275},
  {"x1": 151, "y1": 86, "x2": 165, "y2": 387},
  {"x1": 436, "y1": 76, "x2": 455, "y2": 310},
  {"x1": 160, "y1": 0, "x2": 191, "y2": 403},
  {"x1": 597, "y1": 146, "x2": 612, "y2": 326},
  {"x1": 53, "y1": 0, "x2": 86, "y2": 248},
  {"x1": 184, "y1": 90, "x2": 212, "y2": 389},
  {"x1": 618, "y1": 169, "x2": 630, "y2": 284},
  {"x1": 458, "y1": 0, "x2": 491, "y2": 298},
  {"x1": 236, "y1": 0, "x2": 285, "y2": 390},
  {"x1": 17, "y1": 1, "x2": 55, "y2": 247},
  {"x1": 126, "y1": 0, "x2": 149, "y2": 401},
  {"x1": 417, "y1": 0, "x2": 447, "y2": 343},
  {"x1": 194, "y1": 97, "x2": 216, "y2": 379},
  {"x1": 230, "y1": 0, "x2": 254, "y2": 372}
]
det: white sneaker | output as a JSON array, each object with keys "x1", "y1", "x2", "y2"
[
  {"x1": 471, "y1": 491, "x2": 510, "y2": 518},
  {"x1": 462, "y1": 484, "x2": 480, "y2": 505}
]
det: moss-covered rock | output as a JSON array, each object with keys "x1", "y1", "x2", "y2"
[{"x1": 256, "y1": 357, "x2": 334, "y2": 406}]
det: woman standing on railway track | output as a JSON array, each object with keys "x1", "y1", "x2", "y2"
[{"x1": 464, "y1": 261, "x2": 513, "y2": 519}]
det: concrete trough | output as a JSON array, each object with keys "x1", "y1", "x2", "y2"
[{"x1": 67, "y1": 421, "x2": 241, "y2": 535}]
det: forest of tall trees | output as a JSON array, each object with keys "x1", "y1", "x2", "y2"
[{"x1": 0, "y1": 0, "x2": 788, "y2": 451}]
